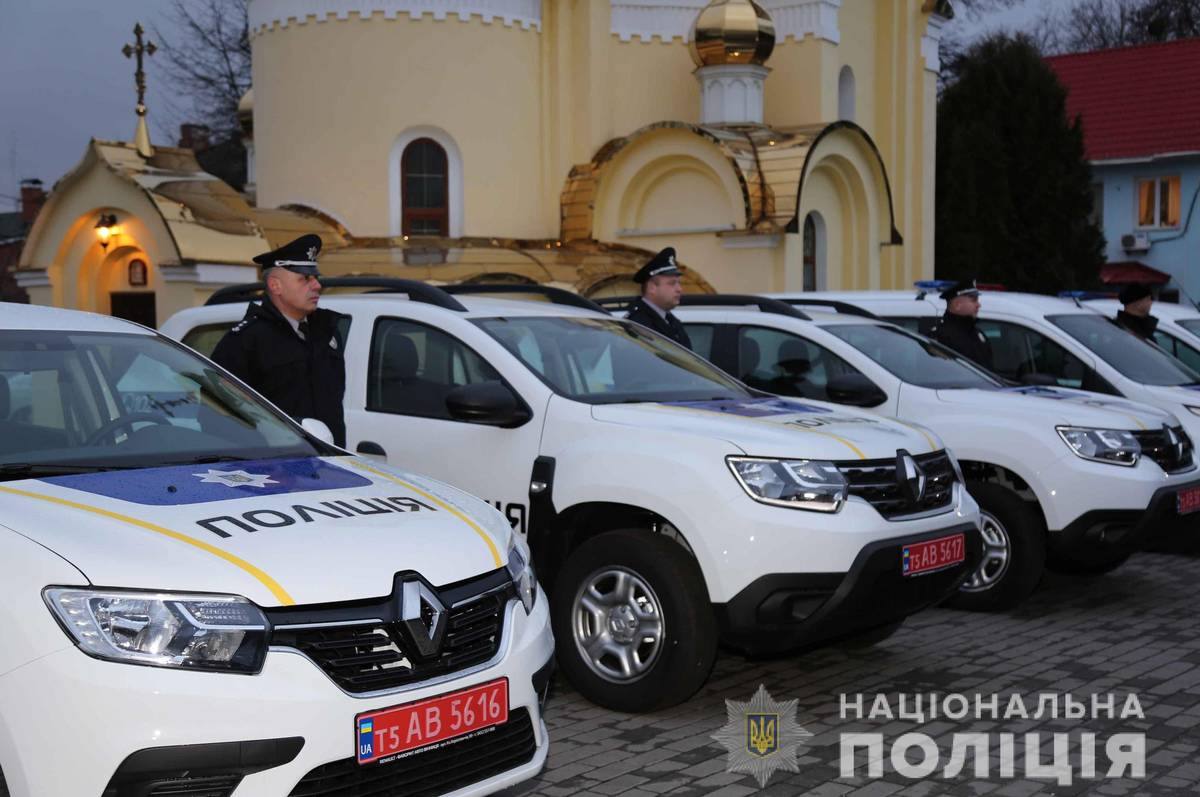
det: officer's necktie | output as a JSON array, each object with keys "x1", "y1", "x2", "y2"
[{"x1": 297, "y1": 320, "x2": 309, "y2": 341}]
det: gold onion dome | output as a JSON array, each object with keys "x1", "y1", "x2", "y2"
[{"x1": 689, "y1": 0, "x2": 776, "y2": 68}]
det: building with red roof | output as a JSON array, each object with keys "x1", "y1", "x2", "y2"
[{"x1": 1046, "y1": 38, "x2": 1200, "y2": 299}]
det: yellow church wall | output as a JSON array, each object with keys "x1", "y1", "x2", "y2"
[
  {"x1": 762, "y1": 40, "x2": 837, "y2": 128},
  {"x1": 835, "y1": 2, "x2": 878, "y2": 134},
  {"x1": 252, "y1": 13, "x2": 548, "y2": 239}
]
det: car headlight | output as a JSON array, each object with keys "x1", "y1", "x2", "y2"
[
  {"x1": 1055, "y1": 426, "x2": 1140, "y2": 467},
  {"x1": 728, "y1": 456, "x2": 847, "y2": 512},
  {"x1": 43, "y1": 588, "x2": 268, "y2": 673},
  {"x1": 506, "y1": 539, "x2": 537, "y2": 614},
  {"x1": 1185, "y1": 405, "x2": 1200, "y2": 417}
]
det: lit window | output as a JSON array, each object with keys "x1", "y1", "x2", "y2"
[
  {"x1": 1136, "y1": 176, "x2": 1180, "y2": 229},
  {"x1": 402, "y1": 139, "x2": 449, "y2": 236}
]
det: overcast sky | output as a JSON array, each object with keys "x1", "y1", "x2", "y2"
[{"x1": 0, "y1": 0, "x2": 1053, "y2": 214}]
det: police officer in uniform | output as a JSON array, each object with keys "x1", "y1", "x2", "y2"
[
  {"x1": 1113, "y1": 283, "x2": 1159, "y2": 343},
  {"x1": 624, "y1": 247, "x2": 693, "y2": 350},
  {"x1": 931, "y1": 279, "x2": 993, "y2": 370},
  {"x1": 211, "y1": 234, "x2": 348, "y2": 446}
]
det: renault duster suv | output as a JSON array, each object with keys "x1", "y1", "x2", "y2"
[{"x1": 164, "y1": 279, "x2": 984, "y2": 713}]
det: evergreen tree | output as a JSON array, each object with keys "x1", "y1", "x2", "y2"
[{"x1": 936, "y1": 34, "x2": 1105, "y2": 292}]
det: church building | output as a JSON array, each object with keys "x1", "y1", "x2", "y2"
[{"x1": 17, "y1": 0, "x2": 952, "y2": 326}]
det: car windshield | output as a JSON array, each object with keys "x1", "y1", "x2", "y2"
[
  {"x1": 824, "y1": 323, "x2": 1002, "y2": 389},
  {"x1": 474, "y1": 316, "x2": 749, "y2": 403},
  {"x1": 1176, "y1": 318, "x2": 1200, "y2": 338},
  {"x1": 0, "y1": 330, "x2": 323, "y2": 475},
  {"x1": 1048, "y1": 314, "x2": 1200, "y2": 386}
]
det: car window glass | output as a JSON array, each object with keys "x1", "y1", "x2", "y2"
[
  {"x1": 1049, "y1": 314, "x2": 1200, "y2": 386},
  {"x1": 0, "y1": 331, "x2": 319, "y2": 469},
  {"x1": 683, "y1": 324, "x2": 716, "y2": 361},
  {"x1": 368, "y1": 318, "x2": 502, "y2": 419},
  {"x1": 824, "y1": 323, "x2": 1000, "y2": 389},
  {"x1": 883, "y1": 316, "x2": 922, "y2": 334},
  {"x1": 476, "y1": 317, "x2": 748, "y2": 404},
  {"x1": 975, "y1": 320, "x2": 1087, "y2": 388},
  {"x1": 1155, "y1": 331, "x2": 1200, "y2": 373},
  {"x1": 1176, "y1": 318, "x2": 1200, "y2": 338},
  {"x1": 181, "y1": 323, "x2": 234, "y2": 358},
  {"x1": 736, "y1": 326, "x2": 862, "y2": 400}
]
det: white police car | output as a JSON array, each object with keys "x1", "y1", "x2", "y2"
[
  {"x1": 0, "y1": 303, "x2": 551, "y2": 797},
  {"x1": 670, "y1": 296, "x2": 1199, "y2": 611},
  {"x1": 790, "y1": 288, "x2": 1200, "y2": 453},
  {"x1": 163, "y1": 279, "x2": 984, "y2": 713},
  {"x1": 1083, "y1": 297, "x2": 1200, "y2": 374}
]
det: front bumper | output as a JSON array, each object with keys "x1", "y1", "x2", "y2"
[
  {"x1": 715, "y1": 522, "x2": 982, "y2": 656},
  {"x1": 1053, "y1": 477, "x2": 1200, "y2": 563},
  {"x1": 0, "y1": 592, "x2": 553, "y2": 797}
]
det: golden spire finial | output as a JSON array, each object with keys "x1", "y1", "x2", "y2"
[
  {"x1": 122, "y1": 22, "x2": 158, "y2": 158},
  {"x1": 690, "y1": 0, "x2": 776, "y2": 68}
]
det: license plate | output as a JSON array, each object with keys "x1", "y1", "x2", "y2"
[
  {"x1": 356, "y1": 678, "x2": 508, "y2": 765},
  {"x1": 1177, "y1": 486, "x2": 1200, "y2": 515},
  {"x1": 902, "y1": 533, "x2": 966, "y2": 576}
]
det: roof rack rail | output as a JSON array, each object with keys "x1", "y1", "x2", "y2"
[
  {"x1": 441, "y1": 283, "x2": 609, "y2": 314},
  {"x1": 777, "y1": 298, "x2": 878, "y2": 319},
  {"x1": 204, "y1": 277, "x2": 468, "y2": 311},
  {"x1": 678, "y1": 294, "x2": 811, "y2": 320},
  {"x1": 593, "y1": 295, "x2": 639, "y2": 313}
]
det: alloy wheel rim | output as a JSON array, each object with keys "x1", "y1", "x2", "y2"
[
  {"x1": 959, "y1": 511, "x2": 1012, "y2": 593},
  {"x1": 571, "y1": 566, "x2": 665, "y2": 683}
]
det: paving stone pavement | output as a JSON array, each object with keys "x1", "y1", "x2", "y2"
[{"x1": 500, "y1": 551, "x2": 1200, "y2": 796}]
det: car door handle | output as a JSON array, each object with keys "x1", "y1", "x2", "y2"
[{"x1": 356, "y1": 441, "x2": 386, "y2": 457}]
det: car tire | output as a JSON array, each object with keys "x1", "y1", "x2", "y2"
[
  {"x1": 551, "y1": 529, "x2": 717, "y2": 713},
  {"x1": 946, "y1": 483, "x2": 1045, "y2": 612}
]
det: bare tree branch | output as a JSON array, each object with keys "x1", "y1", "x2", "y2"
[{"x1": 152, "y1": 0, "x2": 250, "y2": 141}]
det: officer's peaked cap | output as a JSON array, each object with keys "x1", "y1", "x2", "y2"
[
  {"x1": 940, "y1": 278, "x2": 980, "y2": 301},
  {"x1": 253, "y1": 234, "x2": 323, "y2": 276},
  {"x1": 634, "y1": 247, "x2": 682, "y2": 284},
  {"x1": 1118, "y1": 283, "x2": 1152, "y2": 305}
]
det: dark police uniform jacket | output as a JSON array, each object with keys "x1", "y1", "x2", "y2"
[
  {"x1": 1114, "y1": 310, "x2": 1160, "y2": 344},
  {"x1": 625, "y1": 298, "x2": 693, "y2": 350},
  {"x1": 932, "y1": 312, "x2": 994, "y2": 371},
  {"x1": 211, "y1": 299, "x2": 347, "y2": 446}
]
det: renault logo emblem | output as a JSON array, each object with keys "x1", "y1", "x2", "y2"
[
  {"x1": 896, "y1": 449, "x2": 926, "y2": 504},
  {"x1": 399, "y1": 579, "x2": 446, "y2": 659}
]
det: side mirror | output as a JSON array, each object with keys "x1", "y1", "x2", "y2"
[
  {"x1": 445, "y1": 382, "x2": 531, "y2": 428},
  {"x1": 1020, "y1": 373, "x2": 1058, "y2": 387},
  {"x1": 826, "y1": 373, "x2": 887, "y2": 407},
  {"x1": 300, "y1": 417, "x2": 335, "y2": 445}
]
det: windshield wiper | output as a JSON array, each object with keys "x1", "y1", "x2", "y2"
[
  {"x1": 164, "y1": 454, "x2": 255, "y2": 466},
  {"x1": 0, "y1": 463, "x2": 133, "y2": 481}
]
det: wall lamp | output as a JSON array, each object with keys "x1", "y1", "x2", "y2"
[{"x1": 95, "y1": 213, "x2": 118, "y2": 250}]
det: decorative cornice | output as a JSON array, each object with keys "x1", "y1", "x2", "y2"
[
  {"x1": 248, "y1": 0, "x2": 542, "y2": 34},
  {"x1": 14, "y1": 268, "x2": 51, "y2": 288},
  {"x1": 921, "y1": 11, "x2": 947, "y2": 72},
  {"x1": 760, "y1": 0, "x2": 840, "y2": 44},
  {"x1": 610, "y1": 0, "x2": 839, "y2": 45}
]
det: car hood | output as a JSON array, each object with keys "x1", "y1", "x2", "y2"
[
  {"x1": 933, "y1": 386, "x2": 1177, "y2": 429},
  {"x1": 591, "y1": 396, "x2": 940, "y2": 460},
  {"x1": 0, "y1": 456, "x2": 511, "y2": 608}
]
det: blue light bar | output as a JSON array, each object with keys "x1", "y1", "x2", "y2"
[{"x1": 914, "y1": 280, "x2": 957, "y2": 290}]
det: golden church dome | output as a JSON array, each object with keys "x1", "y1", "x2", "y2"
[{"x1": 689, "y1": 0, "x2": 776, "y2": 68}]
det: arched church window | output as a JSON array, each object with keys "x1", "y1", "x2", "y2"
[
  {"x1": 402, "y1": 138, "x2": 449, "y2": 236},
  {"x1": 838, "y1": 65, "x2": 856, "y2": 122},
  {"x1": 803, "y1": 213, "x2": 820, "y2": 291}
]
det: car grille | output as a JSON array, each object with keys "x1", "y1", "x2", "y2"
[
  {"x1": 144, "y1": 776, "x2": 242, "y2": 797},
  {"x1": 267, "y1": 570, "x2": 512, "y2": 695},
  {"x1": 287, "y1": 708, "x2": 536, "y2": 796},
  {"x1": 1133, "y1": 426, "x2": 1194, "y2": 473},
  {"x1": 838, "y1": 450, "x2": 957, "y2": 519}
]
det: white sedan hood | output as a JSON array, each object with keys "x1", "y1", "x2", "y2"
[
  {"x1": 933, "y1": 386, "x2": 1178, "y2": 429},
  {"x1": 0, "y1": 456, "x2": 511, "y2": 608},
  {"x1": 591, "y1": 396, "x2": 941, "y2": 460}
]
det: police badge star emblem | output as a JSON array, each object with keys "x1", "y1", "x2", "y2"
[
  {"x1": 306, "y1": 246, "x2": 318, "y2": 261},
  {"x1": 712, "y1": 684, "x2": 813, "y2": 786}
]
